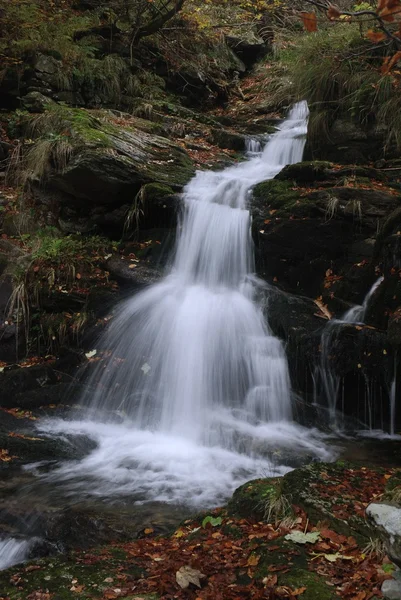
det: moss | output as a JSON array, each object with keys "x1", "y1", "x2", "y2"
[
  {"x1": 280, "y1": 568, "x2": 336, "y2": 600},
  {"x1": 227, "y1": 477, "x2": 281, "y2": 520},
  {"x1": 275, "y1": 161, "x2": 333, "y2": 183},
  {"x1": 252, "y1": 179, "x2": 316, "y2": 219},
  {"x1": 142, "y1": 182, "x2": 174, "y2": 202},
  {"x1": 254, "y1": 537, "x2": 335, "y2": 599},
  {"x1": 281, "y1": 462, "x2": 377, "y2": 542},
  {"x1": 0, "y1": 551, "x2": 152, "y2": 600}
]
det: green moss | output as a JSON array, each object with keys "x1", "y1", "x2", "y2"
[
  {"x1": 0, "y1": 552, "x2": 151, "y2": 600},
  {"x1": 281, "y1": 462, "x2": 376, "y2": 542},
  {"x1": 254, "y1": 537, "x2": 335, "y2": 599},
  {"x1": 253, "y1": 179, "x2": 316, "y2": 218},
  {"x1": 280, "y1": 568, "x2": 336, "y2": 600},
  {"x1": 227, "y1": 477, "x2": 281, "y2": 520},
  {"x1": 142, "y1": 183, "x2": 174, "y2": 201}
]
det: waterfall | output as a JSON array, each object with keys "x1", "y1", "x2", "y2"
[
  {"x1": 342, "y1": 277, "x2": 384, "y2": 324},
  {"x1": 85, "y1": 103, "x2": 311, "y2": 438},
  {"x1": 0, "y1": 538, "x2": 31, "y2": 570},
  {"x1": 315, "y1": 277, "x2": 384, "y2": 429},
  {"x1": 37, "y1": 102, "x2": 333, "y2": 507}
]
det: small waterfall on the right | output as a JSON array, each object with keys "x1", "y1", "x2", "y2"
[{"x1": 314, "y1": 277, "x2": 392, "y2": 431}]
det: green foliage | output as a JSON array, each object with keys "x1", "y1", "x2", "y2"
[{"x1": 202, "y1": 516, "x2": 222, "y2": 527}]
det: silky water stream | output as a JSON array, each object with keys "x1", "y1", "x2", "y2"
[{"x1": 0, "y1": 103, "x2": 336, "y2": 568}]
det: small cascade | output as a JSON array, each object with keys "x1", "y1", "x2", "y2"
[
  {"x1": 315, "y1": 277, "x2": 385, "y2": 430},
  {"x1": 342, "y1": 276, "x2": 384, "y2": 324},
  {"x1": 246, "y1": 138, "x2": 263, "y2": 155},
  {"x1": 390, "y1": 354, "x2": 398, "y2": 436},
  {"x1": 0, "y1": 538, "x2": 31, "y2": 571},
  {"x1": 36, "y1": 102, "x2": 334, "y2": 507}
]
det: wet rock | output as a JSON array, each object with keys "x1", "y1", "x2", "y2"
[
  {"x1": 209, "y1": 128, "x2": 247, "y2": 151},
  {"x1": 388, "y1": 307, "x2": 401, "y2": 347},
  {"x1": 367, "y1": 503, "x2": 401, "y2": 566},
  {"x1": 0, "y1": 366, "x2": 89, "y2": 409},
  {"x1": 0, "y1": 430, "x2": 97, "y2": 465},
  {"x1": 0, "y1": 366, "x2": 58, "y2": 406},
  {"x1": 106, "y1": 255, "x2": 162, "y2": 288}
]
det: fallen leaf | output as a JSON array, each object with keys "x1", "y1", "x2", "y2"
[
  {"x1": 247, "y1": 554, "x2": 260, "y2": 567},
  {"x1": 176, "y1": 566, "x2": 206, "y2": 589},
  {"x1": 285, "y1": 531, "x2": 321, "y2": 544}
]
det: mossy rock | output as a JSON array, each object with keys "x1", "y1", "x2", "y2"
[
  {"x1": 20, "y1": 105, "x2": 194, "y2": 212},
  {"x1": 255, "y1": 538, "x2": 335, "y2": 599},
  {"x1": 252, "y1": 179, "x2": 317, "y2": 219},
  {"x1": 275, "y1": 161, "x2": 333, "y2": 183},
  {"x1": 227, "y1": 477, "x2": 281, "y2": 520},
  {"x1": 281, "y1": 461, "x2": 384, "y2": 542}
]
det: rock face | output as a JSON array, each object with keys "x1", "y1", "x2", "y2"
[
  {"x1": 25, "y1": 107, "x2": 194, "y2": 236},
  {"x1": 252, "y1": 160, "x2": 401, "y2": 430},
  {"x1": 306, "y1": 118, "x2": 395, "y2": 164}
]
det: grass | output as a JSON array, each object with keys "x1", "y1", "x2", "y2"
[
  {"x1": 4, "y1": 228, "x2": 113, "y2": 355},
  {"x1": 262, "y1": 479, "x2": 295, "y2": 527},
  {"x1": 262, "y1": 24, "x2": 401, "y2": 149},
  {"x1": 8, "y1": 104, "x2": 114, "y2": 187}
]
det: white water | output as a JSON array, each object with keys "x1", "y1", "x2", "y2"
[
  {"x1": 0, "y1": 538, "x2": 31, "y2": 570},
  {"x1": 37, "y1": 103, "x2": 334, "y2": 507},
  {"x1": 316, "y1": 277, "x2": 385, "y2": 428}
]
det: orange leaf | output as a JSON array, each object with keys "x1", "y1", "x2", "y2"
[
  {"x1": 293, "y1": 588, "x2": 307, "y2": 596},
  {"x1": 366, "y1": 30, "x2": 387, "y2": 42},
  {"x1": 300, "y1": 11, "x2": 318, "y2": 32},
  {"x1": 378, "y1": 0, "x2": 387, "y2": 9},
  {"x1": 379, "y1": 6, "x2": 396, "y2": 21},
  {"x1": 382, "y1": 50, "x2": 401, "y2": 73},
  {"x1": 247, "y1": 554, "x2": 260, "y2": 567},
  {"x1": 327, "y1": 4, "x2": 341, "y2": 19},
  {"x1": 387, "y1": 0, "x2": 401, "y2": 9}
]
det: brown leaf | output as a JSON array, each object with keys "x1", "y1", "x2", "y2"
[
  {"x1": 366, "y1": 30, "x2": 387, "y2": 43},
  {"x1": 300, "y1": 11, "x2": 318, "y2": 32},
  {"x1": 327, "y1": 4, "x2": 341, "y2": 19}
]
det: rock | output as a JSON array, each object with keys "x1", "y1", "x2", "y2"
[
  {"x1": 27, "y1": 106, "x2": 194, "y2": 235},
  {"x1": 209, "y1": 128, "x2": 247, "y2": 151},
  {"x1": 0, "y1": 366, "x2": 82, "y2": 408},
  {"x1": 388, "y1": 308, "x2": 401, "y2": 347},
  {"x1": 35, "y1": 54, "x2": 61, "y2": 76},
  {"x1": 0, "y1": 365, "x2": 57, "y2": 399},
  {"x1": 227, "y1": 478, "x2": 281, "y2": 520},
  {"x1": 105, "y1": 256, "x2": 162, "y2": 288},
  {"x1": 226, "y1": 31, "x2": 269, "y2": 66},
  {"x1": 21, "y1": 91, "x2": 54, "y2": 113},
  {"x1": 382, "y1": 578, "x2": 401, "y2": 600},
  {"x1": 367, "y1": 503, "x2": 401, "y2": 565},
  {"x1": 308, "y1": 117, "x2": 393, "y2": 163}
]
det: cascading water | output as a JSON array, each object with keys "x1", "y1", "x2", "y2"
[
  {"x1": 37, "y1": 102, "x2": 333, "y2": 507},
  {"x1": 0, "y1": 538, "x2": 32, "y2": 570},
  {"x1": 315, "y1": 277, "x2": 385, "y2": 429}
]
